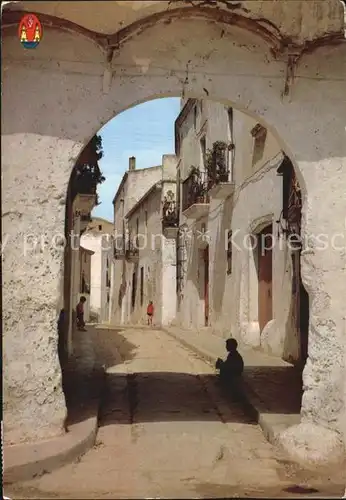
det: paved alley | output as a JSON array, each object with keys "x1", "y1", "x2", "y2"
[{"x1": 6, "y1": 327, "x2": 345, "y2": 499}]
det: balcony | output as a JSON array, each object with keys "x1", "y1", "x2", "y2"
[
  {"x1": 208, "y1": 171, "x2": 235, "y2": 199},
  {"x1": 206, "y1": 143, "x2": 235, "y2": 199},
  {"x1": 125, "y1": 238, "x2": 139, "y2": 262},
  {"x1": 73, "y1": 193, "x2": 97, "y2": 216},
  {"x1": 162, "y1": 198, "x2": 179, "y2": 238},
  {"x1": 113, "y1": 237, "x2": 126, "y2": 260},
  {"x1": 182, "y1": 169, "x2": 210, "y2": 220}
]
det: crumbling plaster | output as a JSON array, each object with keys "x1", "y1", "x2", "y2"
[{"x1": 2, "y1": 10, "x2": 345, "y2": 466}]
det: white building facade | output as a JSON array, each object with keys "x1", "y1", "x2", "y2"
[
  {"x1": 81, "y1": 217, "x2": 113, "y2": 323},
  {"x1": 175, "y1": 99, "x2": 307, "y2": 366},
  {"x1": 110, "y1": 155, "x2": 177, "y2": 327}
]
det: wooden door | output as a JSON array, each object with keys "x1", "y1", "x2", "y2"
[
  {"x1": 204, "y1": 246, "x2": 209, "y2": 326},
  {"x1": 293, "y1": 251, "x2": 309, "y2": 366},
  {"x1": 258, "y1": 225, "x2": 273, "y2": 332}
]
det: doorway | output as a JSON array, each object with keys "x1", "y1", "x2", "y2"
[
  {"x1": 204, "y1": 246, "x2": 209, "y2": 326},
  {"x1": 292, "y1": 250, "x2": 309, "y2": 366},
  {"x1": 299, "y1": 276, "x2": 309, "y2": 366},
  {"x1": 131, "y1": 271, "x2": 137, "y2": 311},
  {"x1": 258, "y1": 225, "x2": 273, "y2": 332}
]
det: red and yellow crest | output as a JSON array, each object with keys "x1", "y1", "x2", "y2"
[{"x1": 18, "y1": 14, "x2": 42, "y2": 49}]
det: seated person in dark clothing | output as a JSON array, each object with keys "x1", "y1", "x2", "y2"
[{"x1": 215, "y1": 338, "x2": 244, "y2": 386}]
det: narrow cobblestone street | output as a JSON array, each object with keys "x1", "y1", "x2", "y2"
[{"x1": 6, "y1": 327, "x2": 345, "y2": 499}]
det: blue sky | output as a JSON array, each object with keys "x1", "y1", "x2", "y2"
[{"x1": 92, "y1": 97, "x2": 180, "y2": 221}]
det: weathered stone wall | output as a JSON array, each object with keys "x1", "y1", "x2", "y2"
[{"x1": 2, "y1": 13, "x2": 345, "y2": 465}]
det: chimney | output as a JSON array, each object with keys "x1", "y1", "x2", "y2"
[{"x1": 129, "y1": 156, "x2": 136, "y2": 171}]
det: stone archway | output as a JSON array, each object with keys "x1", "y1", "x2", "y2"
[{"x1": 2, "y1": 2, "x2": 345, "y2": 466}]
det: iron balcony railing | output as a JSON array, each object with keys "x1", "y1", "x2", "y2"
[
  {"x1": 113, "y1": 234, "x2": 140, "y2": 259},
  {"x1": 182, "y1": 170, "x2": 210, "y2": 212},
  {"x1": 113, "y1": 237, "x2": 125, "y2": 259},
  {"x1": 162, "y1": 199, "x2": 179, "y2": 228},
  {"x1": 207, "y1": 147, "x2": 231, "y2": 189},
  {"x1": 126, "y1": 237, "x2": 139, "y2": 259}
]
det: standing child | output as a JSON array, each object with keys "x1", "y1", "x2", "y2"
[
  {"x1": 76, "y1": 296, "x2": 87, "y2": 331},
  {"x1": 147, "y1": 300, "x2": 154, "y2": 326}
]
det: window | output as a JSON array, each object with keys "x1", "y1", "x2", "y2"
[
  {"x1": 84, "y1": 253, "x2": 87, "y2": 263},
  {"x1": 136, "y1": 217, "x2": 140, "y2": 248},
  {"x1": 98, "y1": 224, "x2": 102, "y2": 231},
  {"x1": 251, "y1": 124, "x2": 267, "y2": 167},
  {"x1": 227, "y1": 107, "x2": 233, "y2": 135},
  {"x1": 81, "y1": 272, "x2": 86, "y2": 293},
  {"x1": 145, "y1": 210, "x2": 148, "y2": 227},
  {"x1": 227, "y1": 230, "x2": 232, "y2": 274},
  {"x1": 140, "y1": 266, "x2": 144, "y2": 306},
  {"x1": 194, "y1": 105, "x2": 197, "y2": 130},
  {"x1": 108, "y1": 270, "x2": 111, "y2": 287},
  {"x1": 200, "y1": 136, "x2": 206, "y2": 170}
]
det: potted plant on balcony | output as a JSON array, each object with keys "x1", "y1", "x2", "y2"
[
  {"x1": 189, "y1": 165, "x2": 206, "y2": 203},
  {"x1": 206, "y1": 141, "x2": 229, "y2": 186},
  {"x1": 196, "y1": 182, "x2": 208, "y2": 203}
]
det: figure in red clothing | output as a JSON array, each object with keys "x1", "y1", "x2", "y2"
[{"x1": 147, "y1": 300, "x2": 154, "y2": 326}]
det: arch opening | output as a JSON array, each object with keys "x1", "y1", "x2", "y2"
[
  {"x1": 2, "y1": 6, "x2": 345, "y2": 469},
  {"x1": 59, "y1": 96, "x2": 309, "y2": 435}
]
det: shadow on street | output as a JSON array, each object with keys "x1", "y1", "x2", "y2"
[{"x1": 62, "y1": 327, "x2": 301, "y2": 430}]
